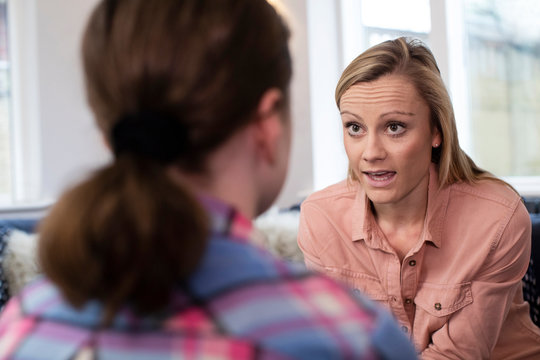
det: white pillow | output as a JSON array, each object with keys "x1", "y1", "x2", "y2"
[
  {"x1": 254, "y1": 207, "x2": 303, "y2": 262},
  {"x1": 3, "y1": 229, "x2": 40, "y2": 296}
]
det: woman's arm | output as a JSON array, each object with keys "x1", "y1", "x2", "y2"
[{"x1": 421, "y1": 202, "x2": 532, "y2": 359}]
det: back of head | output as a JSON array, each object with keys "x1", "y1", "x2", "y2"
[
  {"x1": 85, "y1": 0, "x2": 291, "y2": 168},
  {"x1": 38, "y1": 0, "x2": 291, "y2": 323},
  {"x1": 336, "y1": 37, "x2": 489, "y2": 187}
]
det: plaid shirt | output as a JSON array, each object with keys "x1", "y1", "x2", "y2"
[{"x1": 0, "y1": 197, "x2": 417, "y2": 359}]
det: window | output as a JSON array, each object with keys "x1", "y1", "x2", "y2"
[
  {"x1": 463, "y1": 0, "x2": 540, "y2": 180},
  {"x1": 0, "y1": 0, "x2": 43, "y2": 210},
  {"x1": 361, "y1": 0, "x2": 430, "y2": 46},
  {"x1": 0, "y1": 0, "x2": 12, "y2": 204}
]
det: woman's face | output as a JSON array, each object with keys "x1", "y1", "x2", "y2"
[{"x1": 340, "y1": 74, "x2": 441, "y2": 207}]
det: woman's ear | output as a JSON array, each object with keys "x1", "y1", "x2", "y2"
[
  {"x1": 432, "y1": 127, "x2": 442, "y2": 148},
  {"x1": 257, "y1": 88, "x2": 283, "y2": 119},
  {"x1": 252, "y1": 88, "x2": 286, "y2": 165}
]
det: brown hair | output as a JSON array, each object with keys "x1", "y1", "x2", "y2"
[
  {"x1": 336, "y1": 37, "x2": 507, "y2": 188},
  {"x1": 38, "y1": 0, "x2": 291, "y2": 322}
]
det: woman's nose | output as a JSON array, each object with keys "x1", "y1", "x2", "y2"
[{"x1": 362, "y1": 134, "x2": 386, "y2": 162}]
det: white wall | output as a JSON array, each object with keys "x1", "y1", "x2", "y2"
[
  {"x1": 34, "y1": 0, "x2": 109, "y2": 200},
  {"x1": 274, "y1": 0, "x2": 314, "y2": 207},
  {"x1": 306, "y1": 0, "x2": 350, "y2": 192}
]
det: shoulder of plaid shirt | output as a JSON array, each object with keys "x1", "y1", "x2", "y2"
[{"x1": 0, "y1": 199, "x2": 417, "y2": 360}]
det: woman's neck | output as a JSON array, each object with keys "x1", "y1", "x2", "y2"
[
  {"x1": 371, "y1": 198, "x2": 427, "y2": 232},
  {"x1": 370, "y1": 175, "x2": 430, "y2": 261},
  {"x1": 168, "y1": 168, "x2": 257, "y2": 219},
  {"x1": 370, "y1": 171, "x2": 431, "y2": 232}
]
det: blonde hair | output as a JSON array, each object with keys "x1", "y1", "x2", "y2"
[{"x1": 336, "y1": 37, "x2": 507, "y2": 189}]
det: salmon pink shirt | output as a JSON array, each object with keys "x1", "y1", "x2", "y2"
[{"x1": 298, "y1": 164, "x2": 540, "y2": 359}]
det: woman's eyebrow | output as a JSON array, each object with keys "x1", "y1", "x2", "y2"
[
  {"x1": 339, "y1": 110, "x2": 362, "y2": 120},
  {"x1": 380, "y1": 110, "x2": 415, "y2": 117},
  {"x1": 340, "y1": 110, "x2": 415, "y2": 120}
]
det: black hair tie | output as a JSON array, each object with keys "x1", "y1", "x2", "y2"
[
  {"x1": 105, "y1": 0, "x2": 119, "y2": 34},
  {"x1": 111, "y1": 112, "x2": 190, "y2": 164}
]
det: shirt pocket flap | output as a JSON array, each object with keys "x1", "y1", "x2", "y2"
[{"x1": 414, "y1": 282, "x2": 473, "y2": 317}]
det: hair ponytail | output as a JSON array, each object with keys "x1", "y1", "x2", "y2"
[{"x1": 38, "y1": 155, "x2": 207, "y2": 322}]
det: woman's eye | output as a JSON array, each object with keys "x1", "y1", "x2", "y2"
[
  {"x1": 346, "y1": 123, "x2": 364, "y2": 136},
  {"x1": 386, "y1": 123, "x2": 405, "y2": 135}
]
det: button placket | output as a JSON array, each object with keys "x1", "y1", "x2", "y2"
[
  {"x1": 387, "y1": 254, "x2": 410, "y2": 327},
  {"x1": 401, "y1": 253, "x2": 420, "y2": 323}
]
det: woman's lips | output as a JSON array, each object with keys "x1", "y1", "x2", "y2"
[{"x1": 362, "y1": 171, "x2": 396, "y2": 188}]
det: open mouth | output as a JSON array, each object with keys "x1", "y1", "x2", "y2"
[
  {"x1": 362, "y1": 171, "x2": 397, "y2": 187},
  {"x1": 363, "y1": 171, "x2": 396, "y2": 181}
]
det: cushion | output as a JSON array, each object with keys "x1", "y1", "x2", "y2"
[
  {"x1": 2, "y1": 229, "x2": 40, "y2": 296},
  {"x1": 254, "y1": 207, "x2": 303, "y2": 262},
  {"x1": 0, "y1": 219, "x2": 39, "y2": 311}
]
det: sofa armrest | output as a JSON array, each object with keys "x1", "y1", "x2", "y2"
[{"x1": 523, "y1": 213, "x2": 540, "y2": 327}]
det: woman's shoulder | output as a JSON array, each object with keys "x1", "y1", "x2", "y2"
[
  {"x1": 450, "y1": 178, "x2": 523, "y2": 211},
  {"x1": 445, "y1": 179, "x2": 530, "y2": 234},
  {"x1": 303, "y1": 179, "x2": 359, "y2": 206}
]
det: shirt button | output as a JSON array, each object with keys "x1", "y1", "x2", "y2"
[
  {"x1": 401, "y1": 326, "x2": 409, "y2": 333},
  {"x1": 408, "y1": 260, "x2": 417, "y2": 266},
  {"x1": 405, "y1": 298, "x2": 412, "y2": 305},
  {"x1": 434, "y1": 302, "x2": 442, "y2": 311},
  {"x1": 352, "y1": 288, "x2": 361, "y2": 294}
]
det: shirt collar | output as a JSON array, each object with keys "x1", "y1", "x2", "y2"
[
  {"x1": 198, "y1": 195, "x2": 253, "y2": 241},
  {"x1": 424, "y1": 163, "x2": 450, "y2": 248},
  {"x1": 350, "y1": 163, "x2": 449, "y2": 249},
  {"x1": 351, "y1": 187, "x2": 372, "y2": 244}
]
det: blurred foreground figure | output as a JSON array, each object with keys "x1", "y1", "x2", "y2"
[{"x1": 0, "y1": 1, "x2": 416, "y2": 359}]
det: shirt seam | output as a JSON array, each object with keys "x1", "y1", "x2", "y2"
[{"x1": 451, "y1": 183, "x2": 519, "y2": 209}]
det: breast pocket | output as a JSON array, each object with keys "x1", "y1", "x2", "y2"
[
  {"x1": 324, "y1": 267, "x2": 389, "y2": 305},
  {"x1": 414, "y1": 282, "x2": 473, "y2": 335}
]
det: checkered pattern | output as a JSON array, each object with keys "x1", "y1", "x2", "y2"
[{"x1": 0, "y1": 197, "x2": 417, "y2": 359}]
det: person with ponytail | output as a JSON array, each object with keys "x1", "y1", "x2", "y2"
[
  {"x1": 297, "y1": 37, "x2": 540, "y2": 358},
  {"x1": 0, "y1": 1, "x2": 417, "y2": 359}
]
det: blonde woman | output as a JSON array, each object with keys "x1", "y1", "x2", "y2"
[{"x1": 298, "y1": 37, "x2": 540, "y2": 359}]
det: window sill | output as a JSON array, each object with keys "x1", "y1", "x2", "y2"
[{"x1": 0, "y1": 199, "x2": 54, "y2": 218}]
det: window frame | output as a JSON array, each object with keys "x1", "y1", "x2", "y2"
[{"x1": 1, "y1": 0, "x2": 42, "y2": 208}]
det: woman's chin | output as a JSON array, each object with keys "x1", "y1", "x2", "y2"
[{"x1": 365, "y1": 189, "x2": 399, "y2": 207}]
